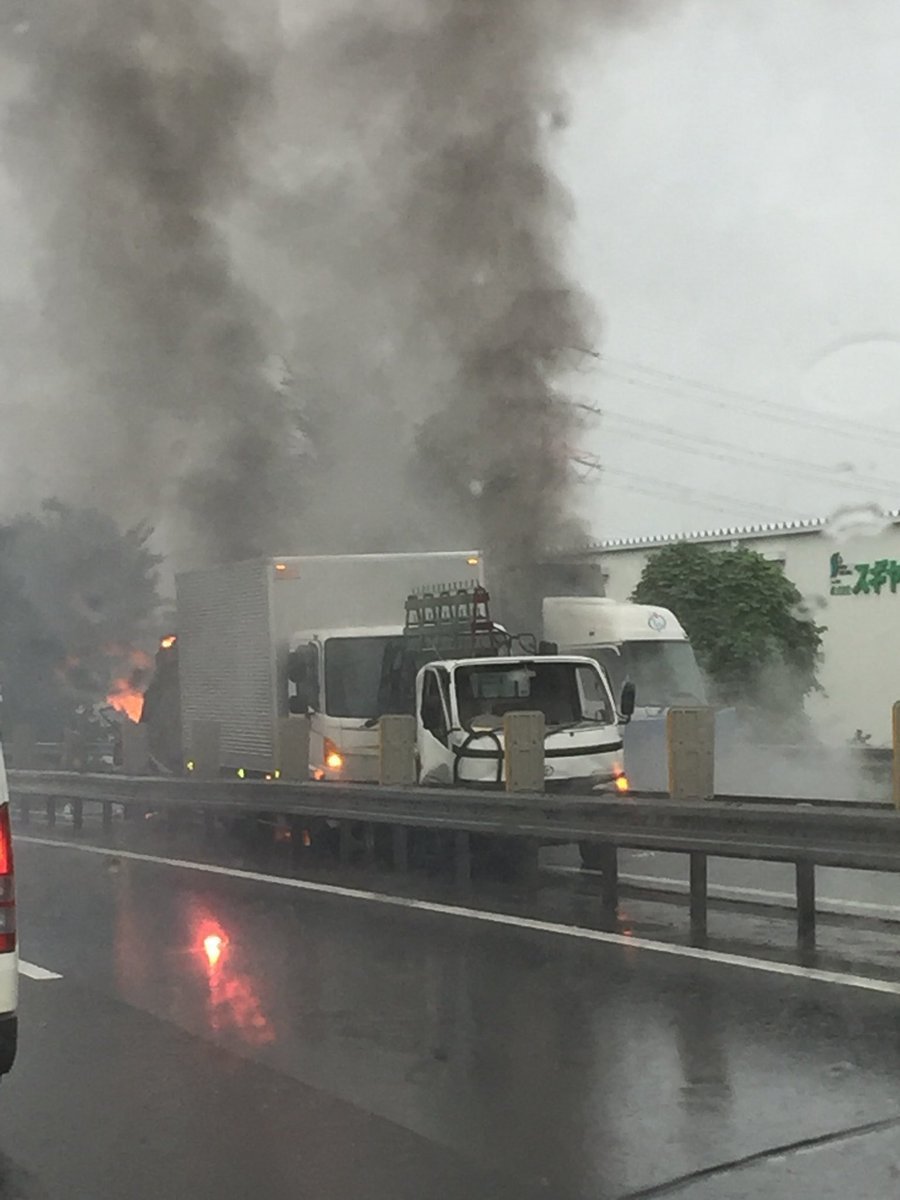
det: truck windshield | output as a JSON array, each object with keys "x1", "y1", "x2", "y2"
[
  {"x1": 324, "y1": 636, "x2": 397, "y2": 719},
  {"x1": 599, "y1": 641, "x2": 707, "y2": 708},
  {"x1": 455, "y1": 661, "x2": 611, "y2": 730}
]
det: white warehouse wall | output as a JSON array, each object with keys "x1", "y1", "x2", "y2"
[{"x1": 587, "y1": 516, "x2": 900, "y2": 746}]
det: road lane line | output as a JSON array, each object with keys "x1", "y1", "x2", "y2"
[
  {"x1": 19, "y1": 960, "x2": 63, "y2": 980},
  {"x1": 16, "y1": 835, "x2": 900, "y2": 996},
  {"x1": 550, "y1": 865, "x2": 900, "y2": 922}
]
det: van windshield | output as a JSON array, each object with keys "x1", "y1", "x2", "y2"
[
  {"x1": 454, "y1": 661, "x2": 613, "y2": 730},
  {"x1": 591, "y1": 641, "x2": 707, "y2": 708}
]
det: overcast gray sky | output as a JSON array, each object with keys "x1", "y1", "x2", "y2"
[
  {"x1": 2, "y1": 0, "x2": 899, "y2": 548},
  {"x1": 558, "y1": 0, "x2": 900, "y2": 541}
]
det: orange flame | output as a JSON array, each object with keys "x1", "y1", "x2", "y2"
[
  {"x1": 107, "y1": 678, "x2": 145, "y2": 723},
  {"x1": 105, "y1": 646, "x2": 154, "y2": 722}
]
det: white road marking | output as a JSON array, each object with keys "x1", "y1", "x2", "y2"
[
  {"x1": 551, "y1": 865, "x2": 900, "y2": 922},
  {"x1": 19, "y1": 960, "x2": 63, "y2": 980},
  {"x1": 16, "y1": 835, "x2": 900, "y2": 996}
]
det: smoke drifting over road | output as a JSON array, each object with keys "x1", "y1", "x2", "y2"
[{"x1": 2, "y1": 0, "x2": 639, "y2": 577}]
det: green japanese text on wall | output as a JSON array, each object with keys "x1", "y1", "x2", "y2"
[{"x1": 830, "y1": 552, "x2": 900, "y2": 596}]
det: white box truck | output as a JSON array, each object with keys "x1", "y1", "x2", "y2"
[{"x1": 175, "y1": 552, "x2": 484, "y2": 780}]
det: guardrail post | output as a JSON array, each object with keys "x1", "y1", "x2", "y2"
[
  {"x1": 190, "y1": 721, "x2": 221, "y2": 779},
  {"x1": 504, "y1": 712, "x2": 545, "y2": 793},
  {"x1": 690, "y1": 852, "x2": 708, "y2": 943},
  {"x1": 203, "y1": 810, "x2": 216, "y2": 842},
  {"x1": 893, "y1": 702, "x2": 900, "y2": 811},
  {"x1": 72, "y1": 799, "x2": 84, "y2": 830},
  {"x1": 102, "y1": 801, "x2": 113, "y2": 831},
  {"x1": 667, "y1": 707, "x2": 715, "y2": 801},
  {"x1": 339, "y1": 821, "x2": 354, "y2": 866},
  {"x1": 277, "y1": 717, "x2": 310, "y2": 780},
  {"x1": 597, "y1": 845, "x2": 618, "y2": 912},
  {"x1": 454, "y1": 831, "x2": 472, "y2": 887},
  {"x1": 379, "y1": 716, "x2": 417, "y2": 786},
  {"x1": 796, "y1": 861, "x2": 816, "y2": 951},
  {"x1": 363, "y1": 823, "x2": 376, "y2": 868},
  {"x1": 121, "y1": 722, "x2": 151, "y2": 776},
  {"x1": 46, "y1": 797, "x2": 56, "y2": 828},
  {"x1": 392, "y1": 825, "x2": 409, "y2": 873}
]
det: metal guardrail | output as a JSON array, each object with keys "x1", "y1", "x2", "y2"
[{"x1": 8, "y1": 770, "x2": 900, "y2": 952}]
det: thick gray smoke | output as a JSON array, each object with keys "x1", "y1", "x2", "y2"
[
  {"x1": 2, "y1": 0, "x2": 304, "y2": 563},
  {"x1": 2, "y1": 0, "x2": 640, "y2": 590}
]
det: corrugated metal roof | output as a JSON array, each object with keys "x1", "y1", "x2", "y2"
[{"x1": 576, "y1": 509, "x2": 900, "y2": 555}]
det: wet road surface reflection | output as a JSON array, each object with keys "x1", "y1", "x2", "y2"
[{"x1": 5, "y1": 834, "x2": 900, "y2": 1199}]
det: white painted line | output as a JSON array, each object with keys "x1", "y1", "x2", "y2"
[
  {"x1": 16, "y1": 835, "x2": 900, "y2": 996},
  {"x1": 18, "y1": 960, "x2": 63, "y2": 981},
  {"x1": 551, "y1": 866, "x2": 900, "y2": 922}
]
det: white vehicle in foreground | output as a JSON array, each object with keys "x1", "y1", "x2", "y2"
[
  {"x1": 0, "y1": 744, "x2": 18, "y2": 1078},
  {"x1": 416, "y1": 653, "x2": 627, "y2": 791}
]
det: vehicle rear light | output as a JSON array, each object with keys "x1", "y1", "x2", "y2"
[{"x1": 0, "y1": 806, "x2": 15, "y2": 953}]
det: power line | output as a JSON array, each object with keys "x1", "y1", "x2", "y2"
[
  {"x1": 600, "y1": 467, "x2": 795, "y2": 521},
  {"x1": 600, "y1": 356, "x2": 900, "y2": 449},
  {"x1": 599, "y1": 410, "x2": 900, "y2": 498}
]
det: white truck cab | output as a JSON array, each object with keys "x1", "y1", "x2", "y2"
[
  {"x1": 543, "y1": 596, "x2": 720, "y2": 792},
  {"x1": 416, "y1": 654, "x2": 625, "y2": 791},
  {"x1": 288, "y1": 624, "x2": 405, "y2": 782},
  {"x1": 542, "y1": 597, "x2": 707, "y2": 714}
]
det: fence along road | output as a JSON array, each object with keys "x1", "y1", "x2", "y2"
[{"x1": 9, "y1": 765, "x2": 900, "y2": 953}]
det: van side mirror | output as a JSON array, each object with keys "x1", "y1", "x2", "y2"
[{"x1": 620, "y1": 681, "x2": 636, "y2": 723}]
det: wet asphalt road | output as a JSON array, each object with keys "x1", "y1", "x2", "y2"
[{"x1": 4, "y1": 830, "x2": 900, "y2": 1199}]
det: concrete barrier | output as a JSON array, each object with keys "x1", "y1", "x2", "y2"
[
  {"x1": 667, "y1": 707, "x2": 715, "y2": 802},
  {"x1": 378, "y1": 716, "x2": 417, "y2": 786},
  {"x1": 277, "y1": 717, "x2": 310, "y2": 781},
  {"x1": 121, "y1": 722, "x2": 150, "y2": 776},
  {"x1": 503, "y1": 711, "x2": 545, "y2": 793}
]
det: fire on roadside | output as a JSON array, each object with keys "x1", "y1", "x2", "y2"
[
  {"x1": 106, "y1": 677, "x2": 146, "y2": 723},
  {"x1": 105, "y1": 647, "x2": 154, "y2": 723}
]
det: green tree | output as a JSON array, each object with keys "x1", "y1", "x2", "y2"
[
  {"x1": 631, "y1": 543, "x2": 823, "y2": 735},
  {"x1": 0, "y1": 500, "x2": 163, "y2": 737}
]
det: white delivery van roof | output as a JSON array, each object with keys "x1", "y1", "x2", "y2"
[{"x1": 542, "y1": 597, "x2": 688, "y2": 645}]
